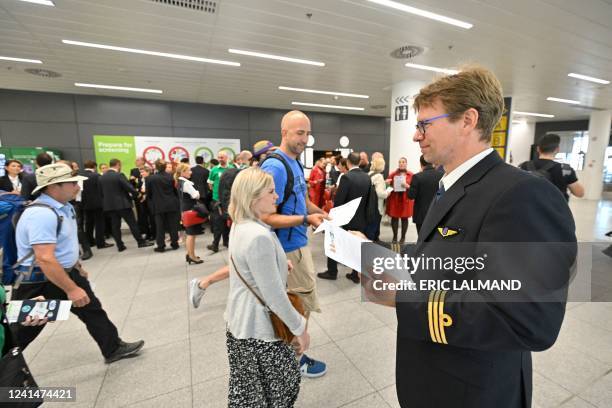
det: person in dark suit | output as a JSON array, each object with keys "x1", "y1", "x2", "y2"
[
  {"x1": 82, "y1": 160, "x2": 113, "y2": 250},
  {"x1": 191, "y1": 156, "x2": 210, "y2": 209},
  {"x1": 129, "y1": 157, "x2": 148, "y2": 238},
  {"x1": 0, "y1": 159, "x2": 24, "y2": 194},
  {"x1": 137, "y1": 165, "x2": 156, "y2": 241},
  {"x1": 99, "y1": 159, "x2": 152, "y2": 252},
  {"x1": 407, "y1": 155, "x2": 443, "y2": 234},
  {"x1": 146, "y1": 159, "x2": 181, "y2": 252},
  {"x1": 360, "y1": 66, "x2": 576, "y2": 408},
  {"x1": 19, "y1": 152, "x2": 53, "y2": 201},
  {"x1": 317, "y1": 152, "x2": 371, "y2": 283},
  {"x1": 328, "y1": 155, "x2": 341, "y2": 186},
  {"x1": 68, "y1": 161, "x2": 93, "y2": 260}
]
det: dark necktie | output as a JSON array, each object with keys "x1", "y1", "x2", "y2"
[{"x1": 435, "y1": 183, "x2": 445, "y2": 202}]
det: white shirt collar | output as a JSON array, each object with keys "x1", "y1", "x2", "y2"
[{"x1": 440, "y1": 148, "x2": 493, "y2": 191}]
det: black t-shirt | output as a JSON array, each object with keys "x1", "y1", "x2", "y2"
[{"x1": 519, "y1": 159, "x2": 578, "y2": 200}]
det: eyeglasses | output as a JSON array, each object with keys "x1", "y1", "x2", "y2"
[{"x1": 415, "y1": 113, "x2": 452, "y2": 135}]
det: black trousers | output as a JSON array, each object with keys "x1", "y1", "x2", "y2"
[
  {"x1": 73, "y1": 202, "x2": 91, "y2": 253},
  {"x1": 135, "y1": 200, "x2": 152, "y2": 238},
  {"x1": 211, "y1": 201, "x2": 229, "y2": 247},
  {"x1": 107, "y1": 208, "x2": 143, "y2": 247},
  {"x1": 142, "y1": 201, "x2": 156, "y2": 240},
  {"x1": 154, "y1": 211, "x2": 179, "y2": 248},
  {"x1": 84, "y1": 207, "x2": 106, "y2": 248},
  {"x1": 10, "y1": 268, "x2": 120, "y2": 358}
]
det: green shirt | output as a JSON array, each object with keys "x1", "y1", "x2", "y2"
[{"x1": 207, "y1": 164, "x2": 235, "y2": 201}]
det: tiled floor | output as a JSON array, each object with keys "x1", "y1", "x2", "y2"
[{"x1": 16, "y1": 195, "x2": 612, "y2": 408}]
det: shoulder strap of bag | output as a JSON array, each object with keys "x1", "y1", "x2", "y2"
[
  {"x1": 230, "y1": 255, "x2": 271, "y2": 312},
  {"x1": 11, "y1": 202, "x2": 63, "y2": 269}
]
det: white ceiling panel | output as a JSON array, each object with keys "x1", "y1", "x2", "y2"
[{"x1": 0, "y1": 0, "x2": 609, "y2": 120}]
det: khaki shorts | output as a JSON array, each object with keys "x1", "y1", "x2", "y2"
[{"x1": 286, "y1": 246, "x2": 321, "y2": 313}]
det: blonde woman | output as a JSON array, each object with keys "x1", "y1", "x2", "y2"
[
  {"x1": 366, "y1": 157, "x2": 391, "y2": 241},
  {"x1": 225, "y1": 167, "x2": 309, "y2": 407},
  {"x1": 175, "y1": 163, "x2": 204, "y2": 264}
]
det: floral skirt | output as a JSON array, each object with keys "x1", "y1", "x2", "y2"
[{"x1": 226, "y1": 330, "x2": 301, "y2": 407}]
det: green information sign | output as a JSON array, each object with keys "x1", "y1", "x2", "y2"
[{"x1": 93, "y1": 135, "x2": 136, "y2": 177}]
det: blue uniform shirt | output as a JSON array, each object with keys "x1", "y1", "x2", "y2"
[
  {"x1": 15, "y1": 193, "x2": 79, "y2": 268},
  {"x1": 260, "y1": 149, "x2": 308, "y2": 253}
]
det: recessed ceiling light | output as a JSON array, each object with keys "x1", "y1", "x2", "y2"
[
  {"x1": 568, "y1": 73, "x2": 610, "y2": 85},
  {"x1": 19, "y1": 0, "x2": 54, "y2": 6},
  {"x1": 546, "y1": 97, "x2": 580, "y2": 105},
  {"x1": 62, "y1": 40, "x2": 240, "y2": 66},
  {"x1": 0, "y1": 56, "x2": 42, "y2": 64},
  {"x1": 75, "y1": 83, "x2": 163, "y2": 94},
  {"x1": 405, "y1": 62, "x2": 458, "y2": 75},
  {"x1": 279, "y1": 86, "x2": 368, "y2": 99},
  {"x1": 292, "y1": 102, "x2": 364, "y2": 111},
  {"x1": 228, "y1": 49, "x2": 325, "y2": 67},
  {"x1": 513, "y1": 111, "x2": 555, "y2": 118},
  {"x1": 367, "y1": 0, "x2": 473, "y2": 29}
]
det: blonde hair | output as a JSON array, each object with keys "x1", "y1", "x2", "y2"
[
  {"x1": 413, "y1": 65, "x2": 504, "y2": 142},
  {"x1": 370, "y1": 157, "x2": 385, "y2": 173},
  {"x1": 174, "y1": 163, "x2": 191, "y2": 181},
  {"x1": 228, "y1": 167, "x2": 274, "y2": 223}
]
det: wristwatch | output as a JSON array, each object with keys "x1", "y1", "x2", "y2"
[{"x1": 303, "y1": 214, "x2": 309, "y2": 226}]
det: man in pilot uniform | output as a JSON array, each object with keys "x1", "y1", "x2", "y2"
[{"x1": 365, "y1": 66, "x2": 576, "y2": 408}]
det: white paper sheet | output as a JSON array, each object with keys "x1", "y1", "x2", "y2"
[
  {"x1": 314, "y1": 197, "x2": 361, "y2": 234},
  {"x1": 324, "y1": 224, "x2": 369, "y2": 272},
  {"x1": 393, "y1": 176, "x2": 406, "y2": 192}
]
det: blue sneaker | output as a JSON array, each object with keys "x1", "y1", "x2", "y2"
[{"x1": 299, "y1": 355, "x2": 327, "y2": 378}]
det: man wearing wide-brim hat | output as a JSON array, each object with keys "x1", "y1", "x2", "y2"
[{"x1": 11, "y1": 163, "x2": 145, "y2": 364}]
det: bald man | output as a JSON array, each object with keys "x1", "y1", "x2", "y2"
[
  {"x1": 235, "y1": 150, "x2": 253, "y2": 169},
  {"x1": 259, "y1": 110, "x2": 329, "y2": 378}
]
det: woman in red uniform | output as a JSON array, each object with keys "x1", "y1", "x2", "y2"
[
  {"x1": 308, "y1": 158, "x2": 326, "y2": 208},
  {"x1": 386, "y1": 157, "x2": 414, "y2": 243}
]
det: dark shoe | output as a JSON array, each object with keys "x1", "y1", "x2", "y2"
[
  {"x1": 81, "y1": 250, "x2": 93, "y2": 261},
  {"x1": 97, "y1": 242, "x2": 114, "y2": 249},
  {"x1": 346, "y1": 271, "x2": 360, "y2": 284},
  {"x1": 207, "y1": 244, "x2": 219, "y2": 253},
  {"x1": 117, "y1": 244, "x2": 127, "y2": 252},
  {"x1": 138, "y1": 241, "x2": 154, "y2": 248},
  {"x1": 105, "y1": 339, "x2": 145, "y2": 364},
  {"x1": 154, "y1": 247, "x2": 166, "y2": 253},
  {"x1": 186, "y1": 255, "x2": 204, "y2": 265},
  {"x1": 317, "y1": 271, "x2": 337, "y2": 280},
  {"x1": 171, "y1": 243, "x2": 180, "y2": 250},
  {"x1": 222, "y1": 242, "x2": 229, "y2": 248}
]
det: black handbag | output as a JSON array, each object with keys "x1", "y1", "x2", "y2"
[
  {"x1": 193, "y1": 203, "x2": 209, "y2": 218},
  {"x1": 0, "y1": 294, "x2": 42, "y2": 407}
]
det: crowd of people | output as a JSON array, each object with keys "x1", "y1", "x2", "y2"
[{"x1": 0, "y1": 65, "x2": 592, "y2": 408}]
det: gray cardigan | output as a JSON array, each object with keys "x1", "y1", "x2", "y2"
[{"x1": 225, "y1": 219, "x2": 306, "y2": 341}]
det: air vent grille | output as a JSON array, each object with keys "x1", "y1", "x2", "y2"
[
  {"x1": 24, "y1": 68, "x2": 62, "y2": 78},
  {"x1": 149, "y1": 0, "x2": 217, "y2": 13},
  {"x1": 390, "y1": 45, "x2": 424, "y2": 60}
]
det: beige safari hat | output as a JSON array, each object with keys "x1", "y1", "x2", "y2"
[{"x1": 32, "y1": 163, "x2": 88, "y2": 194}]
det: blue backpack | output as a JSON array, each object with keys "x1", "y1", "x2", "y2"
[{"x1": 0, "y1": 195, "x2": 62, "y2": 286}]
